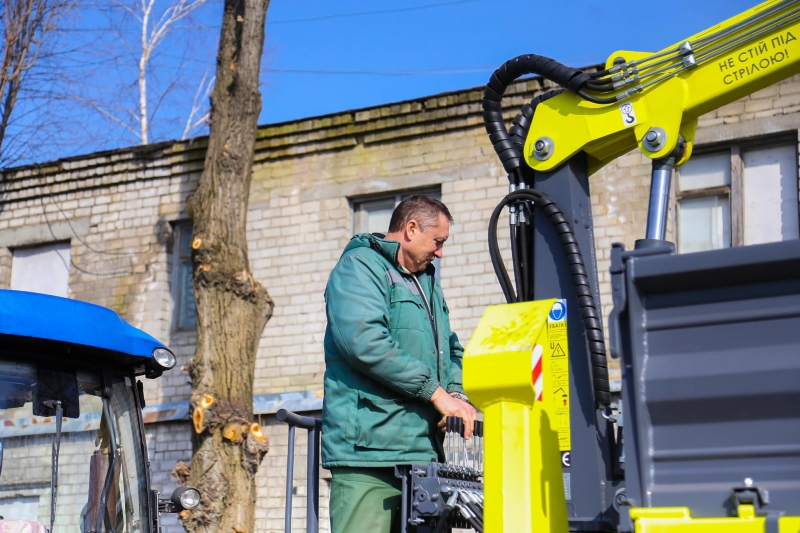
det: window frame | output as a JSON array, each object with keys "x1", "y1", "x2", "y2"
[
  {"x1": 675, "y1": 132, "x2": 799, "y2": 251},
  {"x1": 171, "y1": 221, "x2": 196, "y2": 332},
  {"x1": 9, "y1": 240, "x2": 71, "y2": 297}
]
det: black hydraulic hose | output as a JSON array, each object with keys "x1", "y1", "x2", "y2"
[
  {"x1": 462, "y1": 498, "x2": 483, "y2": 526},
  {"x1": 524, "y1": 205, "x2": 536, "y2": 301},
  {"x1": 483, "y1": 54, "x2": 629, "y2": 184},
  {"x1": 457, "y1": 505, "x2": 483, "y2": 533},
  {"x1": 489, "y1": 203, "x2": 517, "y2": 303},
  {"x1": 506, "y1": 88, "x2": 566, "y2": 185},
  {"x1": 482, "y1": 55, "x2": 591, "y2": 176},
  {"x1": 488, "y1": 190, "x2": 611, "y2": 407},
  {"x1": 589, "y1": 67, "x2": 613, "y2": 79},
  {"x1": 510, "y1": 225, "x2": 523, "y2": 299},
  {"x1": 519, "y1": 220, "x2": 531, "y2": 301},
  {"x1": 488, "y1": 88, "x2": 564, "y2": 302},
  {"x1": 577, "y1": 90, "x2": 619, "y2": 105},
  {"x1": 585, "y1": 80, "x2": 616, "y2": 92}
]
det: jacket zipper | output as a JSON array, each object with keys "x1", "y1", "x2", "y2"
[{"x1": 411, "y1": 274, "x2": 439, "y2": 354}]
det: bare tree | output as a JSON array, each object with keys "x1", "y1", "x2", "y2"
[
  {"x1": 182, "y1": 68, "x2": 213, "y2": 140},
  {"x1": 178, "y1": 0, "x2": 273, "y2": 532},
  {"x1": 128, "y1": 0, "x2": 206, "y2": 143},
  {"x1": 72, "y1": 0, "x2": 210, "y2": 146},
  {"x1": 0, "y1": 0, "x2": 72, "y2": 161}
]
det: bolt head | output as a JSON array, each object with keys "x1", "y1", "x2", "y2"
[
  {"x1": 533, "y1": 137, "x2": 552, "y2": 156},
  {"x1": 532, "y1": 137, "x2": 554, "y2": 160},
  {"x1": 645, "y1": 130, "x2": 660, "y2": 143}
]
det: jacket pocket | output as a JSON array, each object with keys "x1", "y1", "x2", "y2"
[
  {"x1": 355, "y1": 391, "x2": 409, "y2": 451},
  {"x1": 389, "y1": 285, "x2": 425, "y2": 331}
]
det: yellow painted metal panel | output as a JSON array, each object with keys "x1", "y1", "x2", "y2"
[
  {"x1": 464, "y1": 300, "x2": 569, "y2": 533},
  {"x1": 629, "y1": 506, "x2": 800, "y2": 533}
]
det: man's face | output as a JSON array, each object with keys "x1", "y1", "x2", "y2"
[{"x1": 402, "y1": 213, "x2": 450, "y2": 273}]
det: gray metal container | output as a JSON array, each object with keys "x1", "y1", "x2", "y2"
[{"x1": 608, "y1": 239, "x2": 800, "y2": 520}]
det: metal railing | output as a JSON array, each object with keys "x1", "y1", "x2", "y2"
[{"x1": 277, "y1": 408, "x2": 322, "y2": 533}]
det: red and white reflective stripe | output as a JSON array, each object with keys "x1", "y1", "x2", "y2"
[{"x1": 532, "y1": 344, "x2": 543, "y2": 402}]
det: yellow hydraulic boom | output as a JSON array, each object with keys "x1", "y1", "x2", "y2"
[{"x1": 525, "y1": 0, "x2": 800, "y2": 175}]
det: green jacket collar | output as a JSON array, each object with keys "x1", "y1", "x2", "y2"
[{"x1": 344, "y1": 233, "x2": 436, "y2": 277}]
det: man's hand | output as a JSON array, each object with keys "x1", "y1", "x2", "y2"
[{"x1": 430, "y1": 386, "x2": 477, "y2": 438}]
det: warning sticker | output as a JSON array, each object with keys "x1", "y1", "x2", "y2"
[
  {"x1": 547, "y1": 299, "x2": 570, "y2": 454},
  {"x1": 620, "y1": 102, "x2": 636, "y2": 127}
]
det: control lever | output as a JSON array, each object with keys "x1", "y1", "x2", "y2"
[
  {"x1": 460, "y1": 418, "x2": 470, "y2": 468},
  {"x1": 456, "y1": 418, "x2": 464, "y2": 467},
  {"x1": 445, "y1": 416, "x2": 486, "y2": 472},
  {"x1": 445, "y1": 416, "x2": 454, "y2": 464},
  {"x1": 475, "y1": 420, "x2": 484, "y2": 473}
]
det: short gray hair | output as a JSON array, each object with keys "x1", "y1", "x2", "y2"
[{"x1": 388, "y1": 195, "x2": 453, "y2": 232}]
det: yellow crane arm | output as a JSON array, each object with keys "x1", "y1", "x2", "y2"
[{"x1": 524, "y1": 0, "x2": 800, "y2": 175}]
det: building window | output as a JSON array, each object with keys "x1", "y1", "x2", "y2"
[
  {"x1": 0, "y1": 495, "x2": 40, "y2": 521},
  {"x1": 352, "y1": 187, "x2": 443, "y2": 274},
  {"x1": 10, "y1": 242, "x2": 71, "y2": 297},
  {"x1": 677, "y1": 139, "x2": 799, "y2": 253},
  {"x1": 173, "y1": 223, "x2": 196, "y2": 331}
]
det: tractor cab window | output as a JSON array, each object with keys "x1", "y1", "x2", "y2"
[{"x1": 0, "y1": 360, "x2": 150, "y2": 533}]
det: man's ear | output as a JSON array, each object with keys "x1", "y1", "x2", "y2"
[{"x1": 406, "y1": 219, "x2": 419, "y2": 238}]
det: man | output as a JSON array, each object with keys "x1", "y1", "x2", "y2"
[{"x1": 322, "y1": 195, "x2": 477, "y2": 533}]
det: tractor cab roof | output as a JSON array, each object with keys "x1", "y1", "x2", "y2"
[{"x1": 0, "y1": 289, "x2": 166, "y2": 362}]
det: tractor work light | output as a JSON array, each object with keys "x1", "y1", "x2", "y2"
[
  {"x1": 152, "y1": 348, "x2": 176, "y2": 370},
  {"x1": 172, "y1": 486, "x2": 201, "y2": 510}
]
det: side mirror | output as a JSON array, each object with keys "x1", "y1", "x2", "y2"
[{"x1": 158, "y1": 486, "x2": 201, "y2": 513}]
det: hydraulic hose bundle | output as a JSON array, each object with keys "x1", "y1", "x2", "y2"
[{"x1": 482, "y1": 55, "x2": 611, "y2": 407}]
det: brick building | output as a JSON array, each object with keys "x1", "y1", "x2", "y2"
[{"x1": 0, "y1": 70, "x2": 799, "y2": 532}]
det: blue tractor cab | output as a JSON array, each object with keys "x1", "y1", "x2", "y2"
[{"x1": 0, "y1": 290, "x2": 199, "y2": 533}]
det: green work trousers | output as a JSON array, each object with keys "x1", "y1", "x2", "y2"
[{"x1": 329, "y1": 467, "x2": 402, "y2": 533}]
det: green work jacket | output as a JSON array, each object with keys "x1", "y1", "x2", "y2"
[{"x1": 321, "y1": 233, "x2": 466, "y2": 468}]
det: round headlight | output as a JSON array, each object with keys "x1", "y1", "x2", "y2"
[
  {"x1": 172, "y1": 486, "x2": 201, "y2": 510},
  {"x1": 152, "y1": 348, "x2": 176, "y2": 369}
]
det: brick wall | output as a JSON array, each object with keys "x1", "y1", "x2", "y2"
[
  {"x1": 0, "y1": 71, "x2": 798, "y2": 532},
  {"x1": 0, "y1": 432, "x2": 94, "y2": 529}
]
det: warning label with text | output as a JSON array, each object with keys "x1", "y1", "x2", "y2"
[{"x1": 547, "y1": 300, "x2": 571, "y2": 453}]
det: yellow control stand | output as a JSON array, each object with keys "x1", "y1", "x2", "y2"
[{"x1": 463, "y1": 300, "x2": 569, "y2": 533}]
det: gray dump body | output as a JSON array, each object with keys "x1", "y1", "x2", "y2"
[{"x1": 609, "y1": 239, "x2": 800, "y2": 518}]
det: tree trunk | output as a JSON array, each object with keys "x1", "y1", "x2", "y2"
[{"x1": 183, "y1": 1, "x2": 272, "y2": 532}]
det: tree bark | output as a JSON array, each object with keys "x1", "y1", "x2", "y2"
[{"x1": 182, "y1": 1, "x2": 272, "y2": 532}]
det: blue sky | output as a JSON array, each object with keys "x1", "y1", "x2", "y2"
[
  {"x1": 259, "y1": 0, "x2": 760, "y2": 123},
  {"x1": 6, "y1": 0, "x2": 762, "y2": 166}
]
